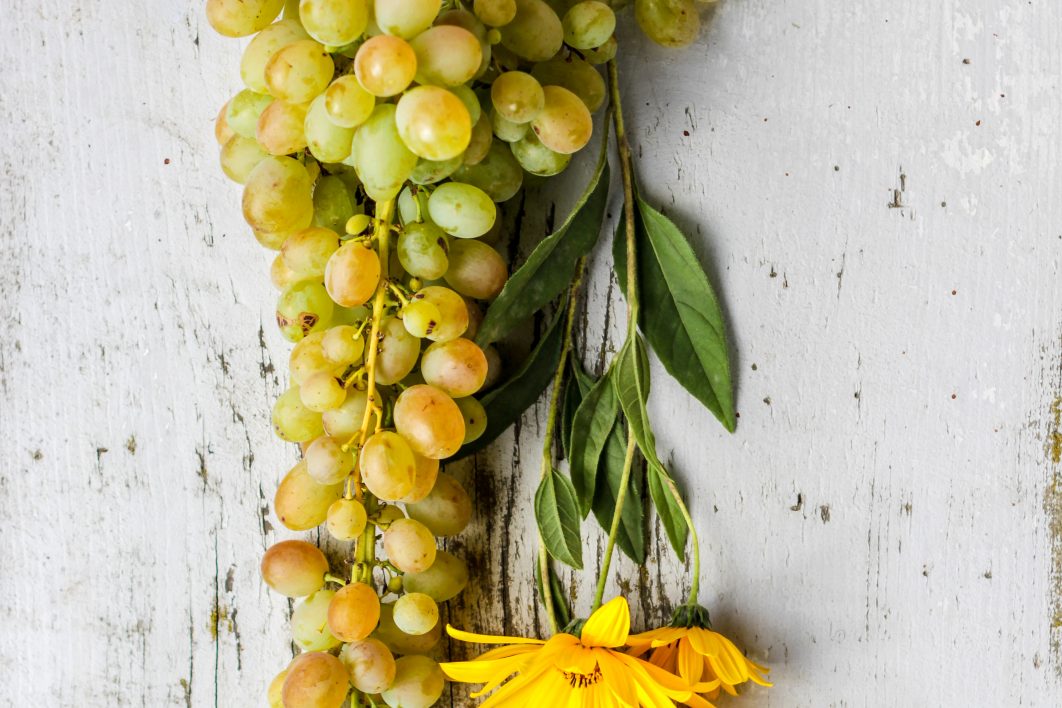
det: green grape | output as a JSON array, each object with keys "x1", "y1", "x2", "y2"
[
  {"x1": 299, "y1": 370, "x2": 347, "y2": 412},
  {"x1": 531, "y1": 54, "x2": 606, "y2": 111},
  {"x1": 374, "y1": 602, "x2": 442, "y2": 654},
  {"x1": 207, "y1": 0, "x2": 285, "y2": 38},
  {"x1": 241, "y1": 18, "x2": 309, "y2": 93},
  {"x1": 444, "y1": 240, "x2": 508, "y2": 300},
  {"x1": 313, "y1": 174, "x2": 360, "y2": 233},
  {"x1": 349, "y1": 104, "x2": 419, "y2": 201},
  {"x1": 512, "y1": 130, "x2": 571, "y2": 176},
  {"x1": 289, "y1": 331, "x2": 333, "y2": 385},
  {"x1": 580, "y1": 34, "x2": 617, "y2": 64},
  {"x1": 220, "y1": 135, "x2": 269, "y2": 183},
  {"x1": 393, "y1": 384, "x2": 466, "y2": 459},
  {"x1": 562, "y1": 1, "x2": 615, "y2": 48},
  {"x1": 282, "y1": 652, "x2": 348, "y2": 708},
  {"x1": 450, "y1": 84, "x2": 483, "y2": 124},
  {"x1": 327, "y1": 303, "x2": 369, "y2": 328},
  {"x1": 406, "y1": 473, "x2": 473, "y2": 536},
  {"x1": 635, "y1": 0, "x2": 700, "y2": 47},
  {"x1": 402, "y1": 550, "x2": 469, "y2": 602},
  {"x1": 354, "y1": 35, "x2": 417, "y2": 97},
  {"x1": 397, "y1": 223, "x2": 449, "y2": 280},
  {"x1": 500, "y1": 0, "x2": 563, "y2": 61},
  {"x1": 452, "y1": 140, "x2": 523, "y2": 202},
  {"x1": 491, "y1": 71, "x2": 545, "y2": 123},
  {"x1": 264, "y1": 39, "x2": 334, "y2": 103},
  {"x1": 282, "y1": 226, "x2": 340, "y2": 278},
  {"x1": 482, "y1": 344, "x2": 503, "y2": 389},
  {"x1": 417, "y1": 286, "x2": 469, "y2": 342},
  {"x1": 256, "y1": 99, "x2": 308, "y2": 155},
  {"x1": 327, "y1": 581, "x2": 381, "y2": 642},
  {"x1": 321, "y1": 324, "x2": 365, "y2": 365},
  {"x1": 381, "y1": 656, "x2": 445, "y2": 708},
  {"x1": 400, "y1": 299, "x2": 442, "y2": 338},
  {"x1": 324, "y1": 242, "x2": 380, "y2": 307},
  {"x1": 400, "y1": 453, "x2": 440, "y2": 503},
  {"x1": 474, "y1": 0, "x2": 517, "y2": 26},
  {"x1": 243, "y1": 156, "x2": 314, "y2": 234},
  {"x1": 436, "y1": 9, "x2": 493, "y2": 77},
  {"x1": 376, "y1": 316, "x2": 421, "y2": 384},
  {"x1": 393, "y1": 593, "x2": 439, "y2": 636},
  {"x1": 305, "y1": 435, "x2": 354, "y2": 484},
  {"x1": 361, "y1": 431, "x2": 417, "y2": 501},
  {"x1": 455, "y1": 396, "x2": 488, "y2": 443},
  {"x1": 271, "y1": 254, "x2": 301, "y2": 290},
  {"x1": 275, "y1": 460, "x2": 343, "y2": 530},
  {"x1": 531, "y1": 85, "x2": 592, "y2": 154},
  {"x1": 410, "y1": 155, "x2": 464, "y2": 185},
  {"x1": 374, "y1": 0, "x2": 441, "y2": 38},
  {"x1": 376, "y1": 504, "x2": 407, "y2": 526},
  {"x1": 324, "y1": 75, "x2": 376, "y2": 129},
  {"x1": 395, "y1": 86, "x2": 472, "y2": 161},
  {"x1": 226, "y1": 89, "x2": 273, "y2": 139},
  {"x1": 340, "y1": 639, "x2": 397, "y2": 694},
  {"x1": 304, "y1": 94, "x2": 355, "y2": 162},
  {"x1": 463, "y1": 113, "x2": 494, "y2": 165},
  {"x1": 299, "y1": 0, "x2": 369, "y2": 46},
  {"x1": 490, "y1": 109, "x2": 529, "y2": 143},
  {"x1": 261, "y1": 540, "x2": 328, "y2": 597},
  {"x1": 346, "y1": 213, "x2": 372, "y2": 235},
  {"x1": 382, "y1": 518, "x2": 437, "y2": 573},
  {"x1": 267, "y1": 667, "x2": 288, "y2": 708},
  {"x1": 277, "y1": 280, "x2": 334, "y2": 342},
  {"x1": 322, "y1": 389, "x2": 374, "y2": 439},
  {"x1": 326, "y1": 497, "x2": 367, "y2": 539},
  {"x1": 215, "y1": 100, "x2": 236, "y2": 145},
  {"x1": 292, "y1": 590, "x2": 341, "y2": 651},
  {"x1": 427, "y1": 182, "x2": 496, "y2": 239},
  {"x1": 410, "y1": 26, "x2": 483, "y2": 87},
  {"x1": 420, "y1": 338, "x2": 489, "y2": 397},
  {"x1": 273, "y1": 385, "x2": 325, "y2": 442},
  {"x1": 255, "y1": 226, "x2": 293, "y2": 251}
]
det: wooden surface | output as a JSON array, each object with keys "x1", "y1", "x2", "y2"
[{"x1": 1, "y1": 1, "x2": 1060, "y2": 705}]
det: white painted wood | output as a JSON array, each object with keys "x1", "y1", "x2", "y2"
[{"x1": 1, "y1": 1, "x2": 1060, "y2": 706}]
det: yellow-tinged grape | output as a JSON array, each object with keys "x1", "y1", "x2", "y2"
[
  {"x1": 417, "y1": 286, "x2": 469, "y2": 342},
  {"x1": 261, "y1": 540, "x2": 328, "y2": 597},
  {"x1": 293, "y1": 590, "x2": 342, "y2": 651},
  {"x1": 397, "y1": 223, "x2": 449, "y2": 280},
  {"x1": 268, "y1": 667, "x2": 288, "y2": 708},
  {"x1": 463, "y1": 113, "x2": 494, "y2": 165},
  {"x1": 580, "y1": 34, "x2": 616, "y2": 64},
  {"x1": 403, "y1": 550, "x2": 469, "y2": 602},
  {"x1": 483, "y1": 344, "x2": 503, "y2": 389},
  {"x1": 399, "y1": 453, "x2": 440, "y2": 503},
  {"x1": 282, "y1": 226, "x2": 340, "y2": 278},
  {"x1": 500, "y1": 0, "x2": 563, "y2": 61},
  {"x1": 256, "y1": 99, "x2": 309, "y2": 155},
  {"x1": 450, "y1": 84, "x2": 483, "y2": 124},
  {"x1": 271, "y1": 254, "x2": 301, "y2": 290},
  {"x1": 374, "y1": 0, "x2": 440, "y2": 38},
  {"x1": 512, "y1": 130, "x2": 571, "y2": 176},
  {"x1": 321, "y1": 324, "x2": 365, "y2": 365},
  {"x1": 420, "y1": 338, "x2": 488, "y2": 397},
  {"x1": 427, "y1": 182, "x2": 496, "y2": 239},
  {"x1": 325, "y1": 242, "x2": 380, "y2": 307},
  {"x1": 299, "y1": 370, "x2": 347, "y2": 411},
  {"x1": 376, "y1": 317, "x2": 421, "y2": 385},
  {"x1": 491, "y1": 71, "x2": 545, "y2": 123},
  {"x1": 243, "y1": 156, "x2": 314, "y2": 233},
  {"x1": 490, "y1": 109, "x2": 529, "y2": 143},
  {"x1": 324, "y1": 75, "x2": 376, "y2": 129},
  {"x1": 531, "y1": 85, "x2": 592, "y2": 154},
  {"x1": 410, "y1": 155, "x2": 464, "y2": 186},
  {"x1": 314, "y1": 173, "x2": 361, "y2": 232},
  {"x1": 635, "y1": 0, "x2": 700, "y2": 47},
  {"x1": 474, "y1": 0, "x2": 517, "y2": 26},
  {"x1": 326, "y1": 497, "x2": 367, "y2": 540},
  {"x1": 383, "y1": 518, "x2": 437, "y2": 573},
  {"x1": 241, "y1": 18, "x2": 310, "y2": 93},
  {"x1": 392, "y1": 593, "x2": 439, "y2": 636},
  {"x1": 289, "y1": 331, "x2": 333, "y2": 385},
  {"x1": 349, "y1": 104, "x2": 419, "y2": 201},
  {"x1": 322, "y1": 389, "x2": 374, "y2": 439},
  {"x1": 265, "y1": 39, "x2": 334, "y2": 103},
  {"x1": 354, "y1": 35, "x2": 417, "y2": 97},
  {"x1": 282, "y1": 652, "x2": 348, "y2": 708},
  {"x1": 464, "y1": 298, "x2": 484, "y2": 339},
  {"x1": 409, "y1": 26, "x2": 483, "y2": 87},
  {"x1": 376, "y1": 504, "x2": 407, "y2": 526},
  {"x1": 275, "y1": 460, "x2": 343, "y2": 530},
  {"x1": 340, "y1": 638, "x2": 397, "y2": 694},
  {"x1": 305, "y1": 94, "x2": 356, "y2": 162},
  {"x1": 373, "y1": 603, "x2": 441, "y2": 654},
  {"x1": 327, "y1": 581, "x2": 381, "y2": 642},
  {"x1": 401, "y1": 299, "x2": 443, "y2": 339},
  {"x1": 299, "y1": 0, "x2": 369, "y2": 46},
  {"x1": 393, "y1": 384, "x2": 465, "y2": 459},
  {"x1": 562, "y1": 1, "x2": 615, "y2": 48},
  {"x1": 227, "y1": 90, "x2": 274, "y2": 138},
  {"x1": 452, "y1": 140, "x2": 523, "y2": 202},
  {"x1": 455, "y1": 396, "x2": 488, "y2": 443},
  {"x1": 436, "y1": 9, "x2": 493, "y2": 77},
  {"x1": 306, "y1": 435, "x2": 355, "y2": 484},
  {"x1": 273, "y1": 385, "x2": 325, "y2": 441},
  {"x1": 220, "y1": 135, "x2": 269, "y2": 183},
  {"x1": 346, "y1": 213, "x2": 372, "y2": 235},
  {"x1": 406, "y1": 472, "x2": 472, "y2": 536},
  {"x1": 531, "y1": 54, "x2": 606, "y2": 111},
  {"x1": 216, "y1": 100, "x2": 236, "y2": 145},
  {"x1": 382, "y1": 656, "x2": 445, "y2": 708},
  {"x1": 207, "y1": 0, "x2": 285, "y2": 37},
  {"x1": 277, "y1": 280, "x2": 334, "y2": 341},
  {"x1": 361, "y1": 431, "x2": 417, "y2": 501},
  {"x1": 395, "y1": 86, "x2": 471, "y2": 161},
  {"x1": 444, "y1": 240, "x2": 508, "y2": 300}
]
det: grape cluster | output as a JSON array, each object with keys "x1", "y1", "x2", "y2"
[{"x1": 208, "y1": 0, "x2": 618, "y2": 706}]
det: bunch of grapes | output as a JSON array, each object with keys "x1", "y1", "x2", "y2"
[{"x1": 207, "y1": 0, "x2": 620, "y2": 706}]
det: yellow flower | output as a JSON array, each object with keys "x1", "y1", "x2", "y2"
[
  {"x1": 627, "y1": 608, "x2": 771, "y2": 708},
  {"x1": 441, "y1": 597, "x2": 697, "y2": 707}
]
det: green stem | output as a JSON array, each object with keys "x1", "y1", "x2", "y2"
[
  {"x1": 663, "y1": 474, "x2": 701, "y2": 605},
  {"x1": 591, "y1": 428, "x2": 636, "y2": 611}
]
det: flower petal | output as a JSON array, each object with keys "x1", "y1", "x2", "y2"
[
  {"x1": 597, "y1": 649, "x2": 639, "y2": 705},
  {"x1": 581, "y1": 597, "x2": 631, "y2": 648},
  {"x1": 677, "y1": 638, "x2": 704, "y2": 686},
  {"x1": 440, "y1": 655, "x2": 526, "y2": 686},
  {"x1": 447, "y1": 624, "x2": 547, "y2": 645}
]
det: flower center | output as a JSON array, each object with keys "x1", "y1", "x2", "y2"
[{"x1": 563, "y1": 664, "x2": 603, "y2": 688}]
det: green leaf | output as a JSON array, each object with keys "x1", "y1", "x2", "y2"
[
  {"x1": 614, "y1": 196, "x2": 736, "y2": 432},
  {"x1": 591, "y1": 421, "x2": 646, "y2": 563},
  {"x1": 475, "y1": 140, "x2": 610, "y2": 346},
  {"x1": 647, "y1": 462, "x2": 689, "y2": 560},
  {"x1": 534, "y1": 468, "x2": 583, "y2": 569},
  {"x1": 561, "y1": 355, "x2": 593, "y2": 461},
  {"x1": 533, "y1": 552, "x2": 572, "y2": 628},
  {"x1": 612, "y1": 332, "x2": 663, "y2": 469},
  {"x1": 569, "y1": 366, "x2": 620, "y2": 517},
  {"x1": 456, "y1": 311, "x2": 565, "y2": 459}
]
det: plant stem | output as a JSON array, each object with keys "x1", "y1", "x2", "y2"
[
  {"x1": 608, "y1": 59, "x2": 640, "y2": 322},
  {"x1": 663, "y1": 475, "x2": 701, "y2": 604},
  {"x1": 591, "y1": 428, "x2": 636, "y2": 611}
]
